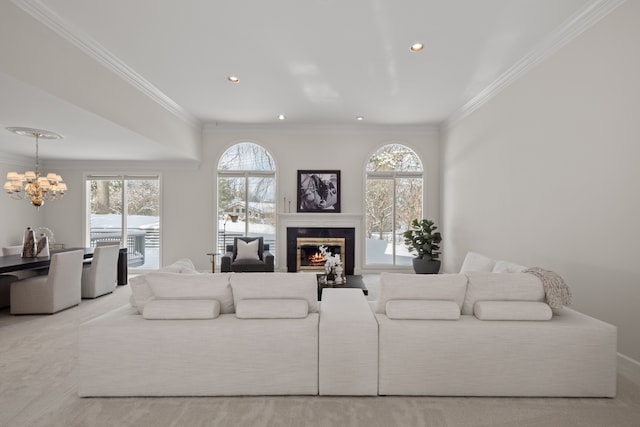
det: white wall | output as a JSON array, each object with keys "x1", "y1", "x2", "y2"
[
  {"x1": 0, "y1": 159, "x2": 46, "y2": 247},
  {"x1": 441, "y1": 0, "x2": 640, "y2": 361},
  {"x1": 1, "y1": 125, "x2": 439, "y2": 273},
  {"x1": 164, "y1": 125, "x2": 441, "y2": 271}
]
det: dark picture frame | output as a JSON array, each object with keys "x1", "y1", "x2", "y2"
[{"x1": 297, "y1": 170, "x2": 341, "y2": 213}]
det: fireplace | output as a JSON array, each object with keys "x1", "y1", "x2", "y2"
[
  {"x1": 287, "y1": 227, "x2": 355, "y2": 275},
  {"x1": 297, "y1": 237, "x2": 345, "y2": 272}
]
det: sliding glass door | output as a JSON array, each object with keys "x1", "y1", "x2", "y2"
[{"x1": 86, "y1": 175, "x2": 160, "y2": 269}]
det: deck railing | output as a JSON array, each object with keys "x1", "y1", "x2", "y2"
[{"x1": 90, "y1": 229, "x2": 147, "y2": 267}]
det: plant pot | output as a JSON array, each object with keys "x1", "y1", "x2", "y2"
[{"x1": 412, "y1": 257, "x2": 441, "y2": 274}]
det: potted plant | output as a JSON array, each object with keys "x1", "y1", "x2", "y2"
[{"x1": 403, "y1": 219, "x2": 442, "y2": 274}]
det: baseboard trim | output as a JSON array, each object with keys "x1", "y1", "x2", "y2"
[
  {"x1": 618, "y1": 352, "x2": 640, "y2": 367},
  {"x1": 618, "y1": 352, "x2": 640, "y2": 385}
]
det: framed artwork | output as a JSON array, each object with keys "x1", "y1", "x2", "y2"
[{"x1": 297, "y1": 170, "x2": 341, "y2": 213}]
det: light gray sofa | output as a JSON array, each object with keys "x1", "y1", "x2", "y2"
[
  {"x1": 375, "y1": 272, "x2": 617, "y2": 397},
  {"x1": 77, "y1": 264, "x2": 616, "y2": 397},
  {"x1": 78, "y1": 271, "x2": 320, "y2": 397}
]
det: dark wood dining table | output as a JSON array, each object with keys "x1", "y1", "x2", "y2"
[
  {"x1": 0, "y1": 247, "x2": 128, "y2": 284},
  {"x1": 0, "y1": 247, "x2": 94, "y2": 274}
]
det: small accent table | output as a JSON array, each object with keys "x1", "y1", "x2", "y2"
[
  {"x1": 206, "y1": 253, "x2": 219, "y2": 273},
  {"x1": 316, "y1": 273, "x2": 368, "y2": 300}
]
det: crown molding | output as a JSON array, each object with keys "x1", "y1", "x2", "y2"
[
  {"x1": 205, "y1": 121, "x2": 440, "y2": 135},
  {"x1": 12, "y1": 0, "x2": 201, "y2": 130},
  {"x1": 43, "y1": 159, "x2": 201, "y2": 172},
  {"x1": 443, "y1": 0, "x2": 626, "y2": 129}
]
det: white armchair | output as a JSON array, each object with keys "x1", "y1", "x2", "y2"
[
  {"x1": 10, "y1": 250, "x2": 84, "y2": 314},
  {"x1": 81, "y1": 245, "x2": 119, "y2": 299}
]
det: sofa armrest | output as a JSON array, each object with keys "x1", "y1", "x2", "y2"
[
  {"x1": 319, "y1": 288, "x2": 378, "y2": 396},
  {"x1": 220, "y1": 251, "x2": 234, "y2": 272},
  {"x1": 263, "y1": 250, "x2": 274, "y2": 272}
]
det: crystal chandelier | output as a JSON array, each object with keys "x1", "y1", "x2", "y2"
[{"x1": 4, "y1": 127, "x2": 67, "y2": 208}]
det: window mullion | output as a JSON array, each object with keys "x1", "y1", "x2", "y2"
[
  {"x1": 121, "y1": 179, "x2": 128, "y2": 247},
  {"x1": 244, "y1": 172, "x2": 250, "y2": 235},
  {"x1": 392, "y1": 176, "x2": 397, "y2": 264}
]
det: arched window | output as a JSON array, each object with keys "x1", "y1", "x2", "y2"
[
  {"x1": 217, "y1": 143, "x2": 277, "y2": 258},
  {"x1": 365, "y1": 144, "x2": 423, "y2": 266}
]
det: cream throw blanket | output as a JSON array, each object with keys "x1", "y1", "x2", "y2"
[{"x1": 524, "y1": 267, "x2": 572, "y2": 309}]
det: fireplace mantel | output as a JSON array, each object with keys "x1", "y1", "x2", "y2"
[
  {"x1": 277, "y1": 213, "x2": 363, "y2": 227},
  {"x1": 276, "y1": 213, "x2": 363, "y2": 273}
]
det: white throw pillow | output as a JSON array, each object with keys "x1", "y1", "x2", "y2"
[
  {"x1": 462, "y1": 272, "x2": 544, "y2": 315},
  {"x1": 129, "y1": 274, "x2": 154, "y2": 313},
  {"x1": 236, "y1": 239, "x2": 260, "y2": 261},
  {"x1": 235, "y1": 299, "x2": 308, "y2": 319},
  {"x1": 377, "y1": 272, "x2": 468, "y2": 314},
  {"x1": 231, "y1": 272, "x2": 319, "y2": 313},
  {"x1": 159, "y1": 258, "x2": 199, "y2": 273},
  {"x1": 145, "y1": 272, "x2": 235, "y2": 314},
  {"x1": 492, "y1": 260, "x2": 528, "y2": 273},
  {"x1": 474, "y1": 301, "x2": 552, "y2": 321},
  {"x1": 459, "y1": 251, "x2": 496, "y2": 273},
  {"x1": 385, "y1": 300, "x2": 460, "y2": 320},
  {"x1": 142, "y1": 299, "x2": 221, "y2": 319}
]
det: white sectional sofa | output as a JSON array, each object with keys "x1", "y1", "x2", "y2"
[
  {"x1": 376, "y1": 272, "x2": 617, "y2": 397},
  {"x1": 77, "y1": 258, "x2": 617, "y2": 397},
  {"x1": 78, "y1": 271, "x2": 320, "y2": 397}
]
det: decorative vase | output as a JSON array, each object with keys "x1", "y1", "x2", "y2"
[
  {"x1": 412, "y1": 257, "x2": 441, "y2": 274},
  {"x1": 36, "y1": 233, "x2": 50, "y2": 257},
  {"x1": 22, "y1": 227, "x2": 36, "y2": 258}
]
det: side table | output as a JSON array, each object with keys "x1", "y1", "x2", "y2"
[{"x1": 316, "y1": 273, "x2": 368, "y2": 300}]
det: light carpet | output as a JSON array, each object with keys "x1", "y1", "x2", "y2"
[{"x1": 1, "y1": 275, "x2": 639, "y2": 427}]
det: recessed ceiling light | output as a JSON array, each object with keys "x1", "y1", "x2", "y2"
[
  {"x1": 410, "y1": 43, "x2": 424, "y2": 52},
  {"x1": 356, "y1": 116, "x2": 364, "y2": 121},
  {"x1": 228, "y1": 76, "x2": 239, "y2": 83},
  {"x1": 278, "y1": 114, "x2": 286, "y2": 120}
]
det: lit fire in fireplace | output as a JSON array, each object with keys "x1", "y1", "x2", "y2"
[{"x1": 308, "y1": 251, "x2": 325, "y2": 266}]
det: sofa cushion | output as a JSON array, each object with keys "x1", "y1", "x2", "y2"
[
  {"x1": 231, "y1": 272, "x2": 319, "y2": 313},
  {"x1": 158, "y1": 258, "x2": 199, "y2": 274},
  {"x1": 377, "y1": 272, "x2": 468, "y2": 314},
  {"x1": 235, "y1": 299, "x2": 308, "y2": 319},
  {"x1": 492, "y1": 260, "x2": 528, "y2": 273},
  {"x1": 129, "y1": 259, "x2": 201, "y2": 312},
  {"x1": 145, "y1": 272, "x2": 235, "y2": 314},
  {"x1": 236, "y1": 239, "x2": 260, "y2": 261},
  {"x1": 142, "y1": 299, "x2": 220, "y2": 320},
  {"x1": 385, "y1": 300, "x2": 460, "y2": 320},
  {"x1": 462, "y1": 272, "x2": 544, "y2": 315},
  {"x1": 474, "y1": 301, "x2": 552, "y2": 321},
  {"x1": 459, "y1": 251, "x2": 496, "y2": 273}
]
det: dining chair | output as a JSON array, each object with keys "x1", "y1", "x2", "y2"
[
  {"x1": 0, "y1": 275, "x2": 13, "y2": 308},
  {"x1": 2, "y1": 245, "x2": 41, "y2": 279},
  {"x1": 81, "y1": 244, "x2": 119, "y2": 299},
  {"x1": 10, "y1": 250, "x2": 84, "y2": 314},
  {"x1": 1, "y1": 245, "x2": 40, "y2": 308}
]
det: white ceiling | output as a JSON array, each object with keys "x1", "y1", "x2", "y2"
[{"x1": 0, "y1": 0, "x2": 618, "y2": 163}]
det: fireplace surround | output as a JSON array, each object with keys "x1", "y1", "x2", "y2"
[
  {"x1": 287, "y1": 227, "x2": 355, "y2": 275},
  {"x1": 296, "y1": 237, "x2": 345, "y2": 272}
]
